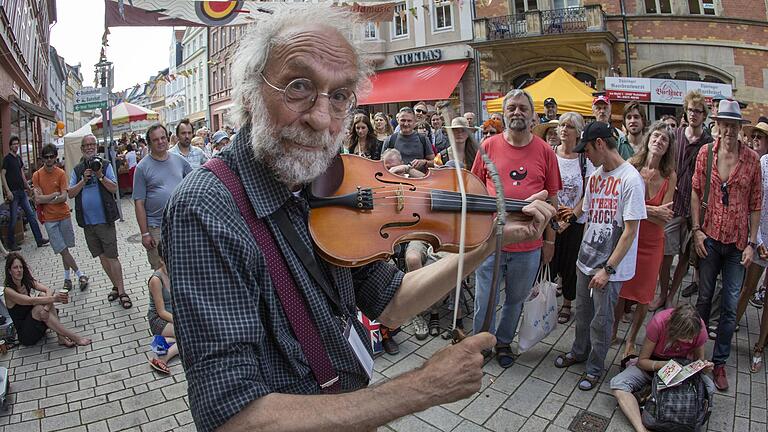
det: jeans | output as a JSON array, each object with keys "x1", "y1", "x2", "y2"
[
  {"x1": 8, "y1": 190, "x2": 43, "y2": 247},
  {"x1": 571, "y1": 269, "x2": 622, "y2": 376},
  {"x1": 473, "y1": 248, "x2": 541, "y2": 345},
  {"x1": 696, "y1": 238, "x2": 745, "y2": 365}
]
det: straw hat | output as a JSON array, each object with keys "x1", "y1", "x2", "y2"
[
  {"x1": 533, "y1": 119, "x2": 560, "y2": 139},
  {"x1": 444, "y1": 116, "x2": 477, "y2": 130},
  {"x1": 743, "y1": 122, "x2": 768, "y2": 138}
]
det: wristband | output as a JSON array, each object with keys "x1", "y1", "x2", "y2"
[
  {"x1": 544, "y1": 240, "x2": 555, "y2": 245},
  {"x1": 141, "y1": 232, "x2": 151, "y2": 237}
]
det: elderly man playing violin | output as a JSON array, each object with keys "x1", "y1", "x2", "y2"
[{"x1": 162, "y1": 5, "x2": 556, "y2": 432}]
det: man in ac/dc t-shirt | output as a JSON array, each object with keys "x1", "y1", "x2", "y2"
[{"x1": 470, "y1": 89, "x2": 561, "y2": 368}]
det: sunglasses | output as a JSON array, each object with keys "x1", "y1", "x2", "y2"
[
  {"x1": 414, "y1": 109, "x2": 426, "y2": 114},
  {"x1": 42, "y1": 154, "x2": 56, "y2": 160},
  {"x1": 721, "y1": 182, "x2": 729, "y2": 206},
  {"x1": 484, "y1": 131, "x2": 496, "y2": 136}
]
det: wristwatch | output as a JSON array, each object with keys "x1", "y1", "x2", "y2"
[
  {"x1": 749, "y1": 241, "x2": 759, "y2": 249},
  {"x1": 602, "y1": 264, "x2": 616, "y2": 275},
  {"x1": 568, "y1": 214, "x2": 578, "y2": 224}
]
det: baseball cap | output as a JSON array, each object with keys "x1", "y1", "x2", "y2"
[
  {"x1": 592, "y1": 95, "x2": 610, "y2": 105},
  {"x1": 212, "y1": 130, "x2": 229, "y2": 144},
  {"x1": 575, "y1": 121, "x2": 618, "y2": 153},
  {"x1": 543, "y1": 97, "x2": 557, "y2": 106}
]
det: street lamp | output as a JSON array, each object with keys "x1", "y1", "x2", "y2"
[{"x1": 94, "y1": 53, "x2": 123, "y2": 220}]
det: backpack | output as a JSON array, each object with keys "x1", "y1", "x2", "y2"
[
  {"x1": 641, "y1": 360, "x2": 711, "y2": 432},
  {"x1": 385, "y1": 132, "x2": 430, "y2": 159}
]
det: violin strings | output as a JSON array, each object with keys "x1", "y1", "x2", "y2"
[
  {"x1": 369, "y1": 192, "x2": 532, "y2": 207},
  {"x1": 369, "y1": 190, "x2": 532, "y2": 206}
]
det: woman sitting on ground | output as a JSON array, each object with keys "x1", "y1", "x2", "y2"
[
  {"x1": 3, "y1": 252, "x2": 91, "y2": 347},
  {"x1": 147, "y1": 251, "x2": 178, "y2": 374},
  {"x1": 611, "y1": 304, "x2": 714, "y2": 432}
]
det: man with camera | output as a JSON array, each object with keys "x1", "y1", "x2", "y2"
[
  {"x1": 69, "y1": 134, "x2": 130, "y2": 308},
  {"x1": 33, "y1": 144, "x2": 87, "y2": 292},
  {"x1": 133, "y1": 123, "x2": 191, "y2": 270}
]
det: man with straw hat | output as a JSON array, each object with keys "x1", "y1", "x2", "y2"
[{"x1": 691, "y1": 99, "x2": 762, "y2": 391}]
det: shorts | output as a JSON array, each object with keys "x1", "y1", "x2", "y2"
[
  {"x1": 146, "y1": 226, "x2": 163, "y2": 270},
  {"x1": 663, "y1": 216, "x2": 690, "y2": 256},
  {"x1": 611, "y1": 364, "x2": 716, "y2": 396},
  {"x1": 44, "y1": 219, "x2": 75, "y2": 254},
  {"x1": 84, "y1": 223, "x2": 119, "y2": 259},
  {"x1": 148, "y1": 313, "x2": 170, "y2": 336}
]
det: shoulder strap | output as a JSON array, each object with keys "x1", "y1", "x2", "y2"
[
  {"x1": 387, "y1": 133, "x2": 398, "y2": 149},
  {"x1": 579, "y1": 153, "x2": 588, "y2": 199},
  {"x1": 700, "y1": 143, "x2": 714, "y2": 224}
]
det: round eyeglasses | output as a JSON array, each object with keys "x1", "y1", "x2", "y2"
[{"x1": 260, "y1": 73, "x2": 356, "y2": 119}]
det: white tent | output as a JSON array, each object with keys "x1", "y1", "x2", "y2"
[{"x1": 63, "y1": 122, "x2": 95, "y2": 179}]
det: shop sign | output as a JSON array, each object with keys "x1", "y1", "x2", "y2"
[
  {"x1": 650, "y1": 79, "x2": 685, "y2": 104},
  {"x1": 605, "y1": 77, "x2": 650, "y2": 101},
  {"x1": 394, "y1": 49, "x2": 442, "y2": 66},
  {"x1": 686, "y1": 81, "x2": 732, "y2": 101}
]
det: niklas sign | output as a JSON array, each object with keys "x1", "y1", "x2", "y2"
[{"x1": 394, "y1": 49, "x2": 442, "y2": 66}]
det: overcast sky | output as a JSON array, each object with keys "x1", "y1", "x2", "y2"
[{"x1": 50, "y1": 0, "x2": 174, "y2": 92}]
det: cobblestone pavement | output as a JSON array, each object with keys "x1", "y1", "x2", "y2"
[{"x1": 0, "y1": 198, "x2": 765, "y2": 432}]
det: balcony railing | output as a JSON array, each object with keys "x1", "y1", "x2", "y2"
[{"x1": 474, "y1": 5, "x2": 606, "y2": 42}]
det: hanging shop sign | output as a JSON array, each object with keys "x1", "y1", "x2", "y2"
[
  {"x1": 606, "y1": 77, "x2": 732, "y2": 105},
  {"x1": 394, "y1": 49, "x2": 443, "y2": 66}
]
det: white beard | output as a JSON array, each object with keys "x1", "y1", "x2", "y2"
[{"x1": 249, "y1": 96, "x2": 345, "y2": 187}]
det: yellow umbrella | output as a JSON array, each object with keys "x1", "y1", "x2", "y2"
[{"x1": 487, "y1": 67, "x2": 595, "y2": 117}]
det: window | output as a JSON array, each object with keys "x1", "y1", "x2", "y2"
[
  {"x1": 392, "y1": 3, "x2": 408, "y2": 39},
  {"x1": 688, "y1": 0, "x2": 715, "y2": 15},
  {"x1": 212, "y1": 32, "x2": 218, "y2": 53},
  {"x1": 513, "y1": 0, "x2": 538, "y2": 15},
  {"x1": 645, "y1": 0, "x2": 672, "y2": 13},
  {"x1": 213, "y1": 70, "x2": 218, "y2": 92},
  {"x1": 553, "y1": 0, "x2": 579, "y2": 8},
  {"x1": 433, "y1": 2, "x2": 452, "y2": 31},
  {"x1": 222, "y1": 67, "x2": 227, "y2": 89},
  {"x1": 363, "y1": 22, "x2": 377, "y2": 40}
]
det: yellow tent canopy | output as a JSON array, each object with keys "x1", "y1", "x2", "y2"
[{"x1": 486, "y1": 67, "x2": 595, "y2": 117}]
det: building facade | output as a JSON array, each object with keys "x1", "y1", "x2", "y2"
[
  {"x1": 360, "y1": 1, "x2": 479, "y2": 116},
  {"x1": 164, "y1": 30, "x2": 186, "y2": 133},
  {"x1": 64, "y1": 62, "x2": 90, "y2": 134},
  {"x1": 473, "y1": 0, "x2": 768, "y2": 122},
  {"x1": 208, "y1": 24, "x2": 246, "y2": 132},
  {"x1": 0, "y1": 0, "x2": 57, "y2": 167},
  {"x1": 45, "y1": 46, "x2": 65, "y2": 146},
  {"x1": 181, "y1": 27, "x2": 209, "y2": 130}
]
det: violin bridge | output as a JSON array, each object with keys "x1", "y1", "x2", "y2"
[{"x1": 395, "y1": 184, "x2": 404, "y2": 212}]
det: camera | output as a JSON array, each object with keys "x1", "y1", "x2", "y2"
[{"x1": 86, "y1": 156, "x2": 104, "y2": 172}]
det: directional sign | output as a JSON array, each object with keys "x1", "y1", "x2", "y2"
[{"x1": 74, "y1": 87, "x2": 108, "y2": 111}]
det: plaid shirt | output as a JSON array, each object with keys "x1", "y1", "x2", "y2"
[
  {"x1": 672, "y1": 126, "x2": 714, "y2": 218},
  {"x1": 691, "y1": 139, "x2": 762, "y2": 250},
  {"x1": 163, "y1": 127, "x2": 403, "y2": 432}
]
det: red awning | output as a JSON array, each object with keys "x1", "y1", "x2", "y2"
[{"x1": 359, "y1": 61, "x2": 469, "y2": 105}]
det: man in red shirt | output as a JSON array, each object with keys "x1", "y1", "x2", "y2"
[
  {"x1": 471, "y1": 89, "x2": 562, "y2": 367},
  {"x1": 691, "y1": 99, "x2": 762, "y2": 391}
]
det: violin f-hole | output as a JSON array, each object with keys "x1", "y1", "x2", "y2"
[
  {"x1": 374, "y1": 172, "x2": 417, "y2": 191},
  {"x1": 379, "y1": 213, "x2": 421, "y2": 239}
]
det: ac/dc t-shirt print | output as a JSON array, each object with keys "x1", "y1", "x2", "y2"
[{"x1": 577, "y1": 161, "x2": 646, "y2": 282}]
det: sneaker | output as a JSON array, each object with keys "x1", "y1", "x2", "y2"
[
  {"x1": 681, "y1": 282, "x2": 698, "y2": 298},
  {"x1": 750, "y1": 287, "x2": 765, "y2": 308},
  {"x1": 63, "y1": 279, "x2": 73, "y2": 292},
  {"x1": 412, "y1": 315, "x2": 428, "y2": 340},
  {"x1": 36, "y1": 238, "x2": 49, "y2": 247},
  {"x1": 709, "y1": 330, "x2": 717, "y2": 340},
  {"x1": 382, "y1": 336, "x2": 399, "y2": 355},
  {"x1": 78, "y1": 275, "x2": 89, "y2": 291},
  {"x1": 713, "y1": 364, "x2": 729, "y2": 391}
]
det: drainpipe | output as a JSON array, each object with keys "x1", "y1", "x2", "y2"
[
  {"x1": 471, "y1": 0, "x2": 483, "y2": 119},
  {"x1": 619, "y1": 0, "x2": 632, "y2": 76}
]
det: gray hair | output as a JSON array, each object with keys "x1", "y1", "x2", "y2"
[
  {"x1": 231, "y1": 5, "x2": 372, "y2": 127},
  {"x1": 80, "y1": 134, "x2": 97, "y2": 146},
  {"x1": 501, "y1": 89, "x2": 535, "y2": 114},
  {"x1": 558, "y1": 112, "x2": 585, "y2": 135}
]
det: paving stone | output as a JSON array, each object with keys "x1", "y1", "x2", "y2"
[
  {"x1": 40, "y1": 411, "x2": 81, "y2": 432},
  {"x1": 160, "y1": 382, "x2": 187, "y2": 400},
  {"x1": 451, "y1": 419, "x2": 492, "y2": 431},
  {"x1": 534, "y1": 391, "x2": 567, "y2": 420},
  {"x1": 503, "y1": 376, "x2": 553, "y2": 417},
  {"x1": 412, "y1": 405, "x2": 462, "y2": 431},
  {"x1": 484, "y1": 408, "x2": 527, "y2": 432},
  {"x1": 145, "y1": 398, "x2": 188, "y2": 422},
  {"x1": 489, "y1": 362, "x2": 531, "y2": 395},
  {"x1": 710, "y1": 393, "x2": 736, "y2": 432},
  {"x1": 107, "y1": 411, "x2": 149, "y2": 432},
  {"x1": 588, "y1": 392, "x2": 618, "y2": 419},
  {"x1": 47, "y1": 380, "x2": 80, "y2": 397},
  {"x1": 4, "y1": 420, "x2": 41, "y2": 432},
  {"x1": 459, "y1": 387, "x2": 507, "y2": 425},
  {"x1": 139, "y1": 415, "x2": 179, "y2": 432},
  {"x1": 388, "y1": 414, "x2": 441, "y2": 432},
  {"x1": 80, "y1": 400, "x2": 123, "y2": 423},
  {"x1": 120, "y1": 389, "x2": 166, "y2": 413},
  {"x1": 552, "y1": 403, "x2": 581, "y2": 429},
  {"x1": 519, "y1": 415, "x2": 549, "y2": 432}
]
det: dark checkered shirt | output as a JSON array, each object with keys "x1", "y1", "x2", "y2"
[{"x1": 163, "y1": 126, "x2": 403, "y2": 432}]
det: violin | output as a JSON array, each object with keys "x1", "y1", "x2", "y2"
[{"x1": 307, "y1": 154, "x2": 537, "y2": 267}]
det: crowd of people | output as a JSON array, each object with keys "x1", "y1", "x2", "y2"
[{"x1": 1, "y1": 6, "x2": 767, "y2": 431}]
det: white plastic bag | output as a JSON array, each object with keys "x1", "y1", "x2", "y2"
[{"x1": 518, "y1": 264, "x2": 558, "y2": 353}]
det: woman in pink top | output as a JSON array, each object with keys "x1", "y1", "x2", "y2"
[{"x1": 610, "y1": 304, "x2": 714, "y2": 432}]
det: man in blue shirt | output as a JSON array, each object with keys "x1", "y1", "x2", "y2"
[{"x1": 69, "y1": 134, "x2": 131, "y2": 309}]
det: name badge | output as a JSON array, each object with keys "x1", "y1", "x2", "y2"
[{"x1": 344, "y1": 319, "x2": 374, "y2": 380}]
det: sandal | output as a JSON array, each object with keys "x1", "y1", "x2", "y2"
[
  {"x1": 557, "y1": 305, "x2": 572, "y2": 324},
  {"x1": 554, "y1": 353, "x2": 580, "y2": 368},
  {"x1": 118, "y1": 293, "x2": 133, "y2": 309},
  {"x1": 149, "y1": 358, "x2": 170, "y2": 375},
  {"x1": 496, "y1": 345, "x2": 516, "y2": 368},
  {"x1": 578, "y1": 373, "x2": 599, "y2": 391},
  {"x1": 107, "y1": 287, "x2": 119, "y2": 302},
  {"x1": 751, "y1": 344, "x2": 764, "y2": 373}
]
